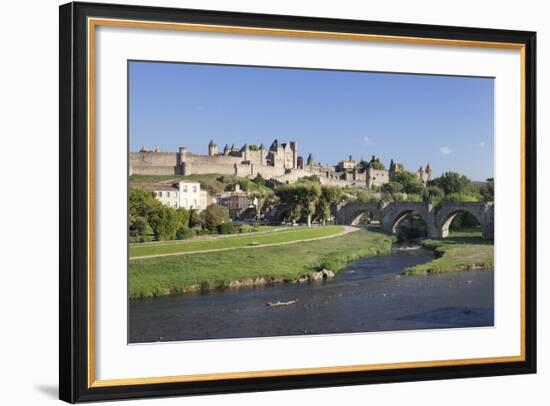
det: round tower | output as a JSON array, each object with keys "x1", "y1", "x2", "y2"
[{"x1": 208, "y1": 140, "x2": 218, "y2": 156}]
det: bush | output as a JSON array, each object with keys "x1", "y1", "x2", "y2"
[
  {"x1": 176, "y1": 227, "x2": 195, "y2": 240},
  {"x1": 129, "y1": 235, "x2": 154, "y2": 243},
  {"x1": 405, "y1": 193, "x2": 422, "y2": 202},
  {"x1": 356, "y1": 191, "x2": 380, "y2": 203},
  {"x1": 239, "y1": 224, "x2": 253, "y2": 233},
  {"x1": 204, "y1": 203, "x2": 230, "y2": 232},
  {"x1": 443, "y1": 193, "x2": 480, "y2": 202},
  {"x1": 217, "y1": 222, "x2": 237, "y2": 234}
]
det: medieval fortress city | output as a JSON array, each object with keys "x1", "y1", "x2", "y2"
[
  {"x1": 131, "y1": 139, "x2": 432, "y2": 212},
  {"x1": 131, "y1": 139, "x2": 432, "y2": 185},
  {"x1": 130, "y1": 139, "x2": 433, "y2": 218}
]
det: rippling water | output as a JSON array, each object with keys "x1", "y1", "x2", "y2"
[{"x1": 129, "y1": 246, "x2": 494, "y2": 343}]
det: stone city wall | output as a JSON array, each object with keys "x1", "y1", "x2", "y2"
[
  {"x1": 183, "y1": 162, "x2": 237, "y2": 176},
  {"x1": 185, "y1": 154, "x2": 242, "y2": 165},
  {"x1": 130, "y1": 151, "x2": 178, "y2": 167},
  {"x1": 130, "y1": 165, "x2": 177, "y2": 175}
]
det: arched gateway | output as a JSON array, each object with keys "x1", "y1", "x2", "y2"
[{"x1": 336, "y1": 201, "x2": 494, "y2": 239}]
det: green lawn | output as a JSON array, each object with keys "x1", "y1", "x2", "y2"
[
  {"x1": 129, "y1": 229, "x2": 393, "y2": 299},
  {"x1": 404, "y1": 232, "x2": 493, "y2": 275},
  {"x1": 130, "y1": 226, "x2": 344, "y2": 258},
  {"x1": 131, "y1": 225, "x2": 285, "y2": 247}
]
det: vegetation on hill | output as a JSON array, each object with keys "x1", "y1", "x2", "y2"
[{"x1": 129, "y1": 173, "x2": 273, "y2": 195}]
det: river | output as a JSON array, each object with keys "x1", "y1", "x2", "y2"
[{"x1": 128, "y1": 245, "x2": 494, "y2": 343}]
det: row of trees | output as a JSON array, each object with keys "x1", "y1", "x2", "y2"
[{"x1": 275, "y1": 182, "x2": 342, "y2": 226}]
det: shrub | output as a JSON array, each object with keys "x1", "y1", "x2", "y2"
[
  {"x1": 204, "y1": 203, "x2": 230, "y2": 232},
  {"x1": 176, "y1": 227, "x2": 195, "y2": 240},
  {"x1": 217, "y1": 222, "x2": 237, "y2": 234},
  {"x1": 356, "y1": 191, "x2": 380, "y2": 203},
  {"x1": 405, "y1": 193, "x2": 423, "y2": 202},
  {"x1": 239, "y1": 224, "x2": 253, "y2": 233},
  {"x1": 443, "y1": 193, "x2": 480, "y2": 202}
]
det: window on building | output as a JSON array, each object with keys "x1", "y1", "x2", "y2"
[
  {"x1": 183, "y1": 185, "x2": 188, "y2": 193},
  {"x1": 183, "y1": 199, "x2": 188, "y2": 207},
  {"x1": 192, "y1": 185, "x2": 197, "y2": 193},
  {"x1": 167, "y1": 191, "x2": 170, "y2": 197},
  {"x1": 158, "y1": 191, "x2": 162, "y2": 197}
]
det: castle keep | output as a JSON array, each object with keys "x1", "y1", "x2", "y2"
[{"x1": 130, "y1": 139, "x2": 432, "y2": 189}]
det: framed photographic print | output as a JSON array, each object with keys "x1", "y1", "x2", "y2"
[{"x1": 59, "y1": 1, "x2": 537, "y2": 403}]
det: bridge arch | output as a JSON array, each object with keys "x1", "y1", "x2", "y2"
[
  {"x1": 386, "y1": 208, "x2": 430, "y2": 235},
  {"x1": 437, "y1": 209, "x2": 482, "y2": 238},
  {"x1": 434, "y1": 202, "x2": 493, "y2": 239},
  {"x1": 379, "y1": 202, "x2": 432, "y2": 236},
  {"x1": 349, "y1": 207, "x2": 381, "y2": 225},
  {"x1": 335, "y1": 202, "x2": 382, "y2": 225}
]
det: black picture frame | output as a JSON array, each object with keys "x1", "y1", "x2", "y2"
[{"x1": 59, "y1": 1, "x2": 537, "y2": 403}]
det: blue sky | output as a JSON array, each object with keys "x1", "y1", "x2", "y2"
[{"x1": 129, "y1": 61, "x2": 494, "y2": 181}]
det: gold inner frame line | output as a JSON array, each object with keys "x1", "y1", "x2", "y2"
[{"x1": 87, "y1": 17, "x2": 527, "y2": 388}]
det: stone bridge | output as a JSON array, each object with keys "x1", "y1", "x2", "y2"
[{"x1": 336, "y1": 201, "x2": 494, "y2": 239}]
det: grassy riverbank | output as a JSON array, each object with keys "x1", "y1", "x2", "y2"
[
  {"x1": 130, "y1": 226, "x2": 343, "y2": 258},
  {"x1": 404, "y1": 232, "x2": 494, "y2": 275},
  {"x1": 129, "y1": 228, "x2": 393, "y2": 299}
]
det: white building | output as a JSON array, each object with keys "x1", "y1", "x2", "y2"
[{"x1": 150, "y1": 181, "x2": 206, "y2": 210}]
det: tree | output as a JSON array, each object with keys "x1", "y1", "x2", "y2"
[
  {"x1": 275, "y1": 184, "x2": 301, "y2": 224},
  {"x1": 315, "y1": 185, "x2": 342, "y2": 225},
  {"x1": 129, "y1": 216, "x2": 149, "y2": 238},
  {"x1": 250, "y1": 190, "x2": 278, "y2": 222},
  {"x1": 129, "y1": 188, "x2": 160, "y2": 219},
  {"x1": 148, "y1": 205, "x2": 178, "y2": 240},
  {"x1": 296, "y1": 183, "x2": 321, "y2": 227},
  {"x1": 276, "y1": 183, "x2": 321, "y2": 226},
  {"x1": 381, "y1": 181, "x2": 403, "y2": 196},
  {"x1": 370, "y1": 161, "x2": 385, "y2": 170},
  {"x1": 423, "y1": 185, "x2": 444, "y2": 202},
  {"x1": 479, "y1": 178, "x2": 494, "y2": 201},
  {"x1": 204, "y1": 203, "x2": 229, "y2": 232},
  {"x1": 428, "y1": 171, "x2": 474, "y2": 196},
  {"x1": 188, "y1": 208, "x2": 201, "y2": 228},
  {"x1": 390, "y1": 171, "x2": 424, "y2": 194}
]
